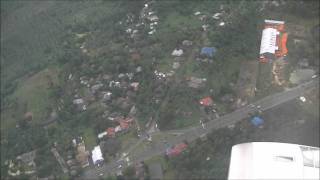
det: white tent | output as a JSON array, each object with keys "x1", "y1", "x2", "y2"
[
  {"x1": 92, "y1": 146, "x2": 104, "y2": 165},
  {"x1": 259, "y1": 28, "x2": 278, "y2": 55}
]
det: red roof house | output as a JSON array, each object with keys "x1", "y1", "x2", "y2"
[
  {"x1": 199, "y1": 97, "x2": 213, "y2": 106},
  {"x1": 107, "y1": 127, "x2": 115, "y2": 137},
  {"x1": 119, "y1": 121, "x2": 129, "y2": 129},
  {"x1": 118, "y1": 117, "x2": 134, "y2": 130},
  {"x1": 166, "y1": 143, "x2": 188, "y2": 157}
]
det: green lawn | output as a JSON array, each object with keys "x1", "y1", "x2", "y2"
[
  {"x1": 117, "y1": 130, "x2": 139, "y2": 152},
  {"x1": 1, "y1": 67, "x2": 60, "y2": 132},
  {"x1": 81, "y1": 127, "x2": 97, "y2": 150}
]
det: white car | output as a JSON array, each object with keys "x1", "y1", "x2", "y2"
[{"x1": 312, "y1": 74, "x2": 318, "y2": 79}]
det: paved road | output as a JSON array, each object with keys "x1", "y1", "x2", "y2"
[{"x1": 81, "y1": 78, "x2": 318, "y2": 179}]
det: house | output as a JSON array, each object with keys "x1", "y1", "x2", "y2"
[
  {"x1": 199, "y1": 97, "x2": 213, "y2": 106},
  {"x1": 73, "y1": 98, "x2": 84, "y2": 105},
  {"x1": 212, "y1": 13, "x2": 222, "y2": 19},
  {"x1": 118, "y1": 117, "x2": 134, "y2": 130},
  {"x1": 119, "y1": 121, "x2": 129, "y2": 130},
  {"x1": 199, "y1": 15, "x2": 207, "y2": 21},
  {"x1": 75, "y1": 143, "x2": 89, "y2": 168},
  {"x1": 148, "y1": 163, "x2": 163, "y2": 180},
  {"x1": 200, "y1": 47, "x2": 216, "y2": 58},
  {"x1": 92, "y1": 146, "x2": 104, "y2": 166},
  {"x1": 187, "y1": 77, "x2": 206, "y2": 88},
  {"x1": 98, "y1": 131, "x2": 108, "y2": 139},
  {"x1": 102, "y1": 91, "x2": 112, "y2": 101},
  {"x1": 129, "y1": 106, "x2": 137, "y2": 116},
  {"x1": 98, "y1": 117, "x2": 133, "y2": 138},
  {"x1": 107, "y1": 127, "x2": 115, "y2": 137},
  {"x1": 23, "y1": 112, "x2": 33, "y2": 121},
  {"x1": 259, "y1": 19, "x2": 288, "y2": 63},
  {"x1": 147, "y1": 15, "x2": 159, "y2": 22},
  {"x1": 115, "y1": 125, "x2": 122, "y2": 133},
  {"x1": 91, "y1": 83, "x2": 103, "y2": 93},
  {"x1": 130, "y1": 82, "x2": 140, "y2": 91},
  {"x1": 194, "y1": 11, "x2": 201, "y2": 16},
  {"x1": 136, "y1": 66, "x2": 142, "y2": 73},
  {"x1": 166, "y1": 143, "x2": 188, "y2": 157},
  {"x1": 219, "y1": 22, "x2": 225, "y2": 26},
  {"x1": 171, "y1": 49, "x2": 183, "y2": 56},
  {"x1": 16, "y1": 150, "x2": 36, "y2": 167},
  {"x1": 172, "y1": 62, "x2": 180, "y2": 69},
  {"x1": 126, "y1": 73, "x2": 134, "y2": 80},
  {"x1": 202, "y1": 24, "x2": 210, "y2": 31},
  {"x1": 72, "y1": 98, "x2": 87, "y2": 111}
]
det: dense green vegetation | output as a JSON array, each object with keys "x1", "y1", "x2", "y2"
[
  {"x1": 1, "y1": 0, "x2": 318, "y2": 179},
  {"x1": 167, "y1": 122, "x2": 254, "y2": 179}
]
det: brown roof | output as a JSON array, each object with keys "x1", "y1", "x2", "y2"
[{"x1": 75, "y1": 144, "x2": 89, "y2": 167}]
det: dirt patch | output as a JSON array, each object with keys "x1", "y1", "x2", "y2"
[{"x1": 235, "y1": 60, "x2": 258, "y2": 105}]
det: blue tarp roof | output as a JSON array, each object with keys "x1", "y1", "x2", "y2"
[
  {"x1": 251, "y1": 116, "x2": 264, "y2": 127},
  {"x1": 201, "y1": 47, "x2": 216, "y2": 57}
]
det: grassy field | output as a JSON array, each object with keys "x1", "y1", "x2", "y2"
[
  {"x1": 1, "y1": 67, "x2": 60, "y2": 132},
  {"x1": 81, "y1": 127, "x2": 97, "y2": 150}
]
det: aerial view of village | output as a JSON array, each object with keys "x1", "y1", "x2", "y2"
[{"x1": 1, "y1": 0, "x2": 319, "y2": 179}]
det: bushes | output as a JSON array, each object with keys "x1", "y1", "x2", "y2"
[{"x1": 168, "y1": 121, "x2": 255, "y2": 179}]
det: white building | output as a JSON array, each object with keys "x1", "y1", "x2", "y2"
[
  {"x1": 73, "y1": 98, "x2": 84, "y2": 105},
  {"x1": 98, "y1": 132, "x2": 107, "y2": 139},
  {"x1": 228, "y1": 142, "x2": 319, "y2": 180},
  {"x1": 91, "y1": 146, "x2": 104, "y2": 166},
  {"x1": 259, "y1": 20, "x2": 287, "y2": 63},
  {"x1": 171, "y1": 49, "x2": 183, "y2": 56},
  {"x1": 259, "y1": 28, "x2": 278, "y2": 55}
]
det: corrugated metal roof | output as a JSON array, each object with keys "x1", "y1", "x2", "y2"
[
  {"x1": 92, "y1": 146, "x2": 104, "y2": 165},
  {"x1": 260, "y1": 28, "x2": 278, "y2": 54}
]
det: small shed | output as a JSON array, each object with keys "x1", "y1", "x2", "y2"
[
  {"x1": 251, "y1": 116, "x2": 264, "y2": 127},
  {"x1": 200, "y1": 47, "x2": 216, "y2": 58}
]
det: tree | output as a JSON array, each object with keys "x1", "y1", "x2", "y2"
[
  {"x1": 100, "y1": 138, "x2": 121, "y2": 157},
  {"x1": 122, "y1": 166, "x2": 136, "y2": 179}
]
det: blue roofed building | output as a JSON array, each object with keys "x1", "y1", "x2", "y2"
[{"x1": 200, "y1": 47, "x2": 216, "y2": 58}]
